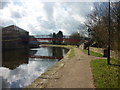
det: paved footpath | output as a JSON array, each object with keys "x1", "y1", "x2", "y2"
[{"x1": 44, "y1": 48, "x2": 103, "y2": 88}]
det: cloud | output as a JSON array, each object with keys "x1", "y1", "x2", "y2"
[
  {"x1": 0, "y1": 1, "x2": 10, "y2": 9},
  {"x1": 43, "y1": 2, "x2": 54, "y2": 21},
  {"x1": 0, "y1": 0, "x2": 94, "y2": 35},
  {"x1": 9, "y1": 5, "x2": 27, "y2": 19},
  {"x1": 0, "y1": 17, "x2": 15, "y2": 26},
  {"x1": 38, "y1": 20, "x2": 55, "y2": 29},
  {"x1": 11, "y1": 11, "x2": 22, "y2": 18}
]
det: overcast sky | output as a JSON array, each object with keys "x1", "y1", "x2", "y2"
[{"x1": 0, "y1": 0, "x2": 95, "y2": 35}]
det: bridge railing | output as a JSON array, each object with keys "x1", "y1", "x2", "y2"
[{"x1": 2, "y1": 35, "x2": 83, "y2": 44}]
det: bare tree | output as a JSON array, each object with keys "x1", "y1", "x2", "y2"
[{"x1": 85, "y1": 2, "x2": 120, "y2": 50}]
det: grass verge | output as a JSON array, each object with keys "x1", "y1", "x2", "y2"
[
  {"x1": 91, "y1": 58, "x2": 119, "y2": 88},
  {"x1": 68, "y1": 48, "x2": 75, "y2": 59},
  {"x1": 82, "y1": 49, "x2": 103, "y2": 57}
]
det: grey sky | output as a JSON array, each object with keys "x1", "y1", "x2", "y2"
[{"x1": 0, "y1": 0, "x2": 94, "y2": 35}]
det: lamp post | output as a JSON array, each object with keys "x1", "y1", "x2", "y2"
[
  {"x1": 107, "y1": 0, "x2": 111, "y2": 64},
  {"x1": 88, "y1": 28, "x2": 91, "y2": 55}
]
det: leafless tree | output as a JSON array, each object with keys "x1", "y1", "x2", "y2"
[{"x1": 85, "y1": 2, "x2": 120, "y2": 50}]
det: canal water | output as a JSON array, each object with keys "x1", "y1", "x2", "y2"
[{"x1": 0, "y1": 46, "x2": 69, "y2": 88}]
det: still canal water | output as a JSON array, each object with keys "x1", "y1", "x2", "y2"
[{"x1": 1, "y1": 46, "x2": 69, "y2": 88}]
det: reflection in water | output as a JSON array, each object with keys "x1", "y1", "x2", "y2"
[
  {"x1": 1, "y1": 47, "x2": 69, "y2": 88},
  {"x1": 2, "y1": 48, "x2": 30, "y2": 69},
  {"x1": 29, "y1": 49, "x2": 37, "y2": 56},
  {"x1": 52, "y1": 47, "x2": 63, "y2": 58},
  {"x1": 1, "y1": 59, "x2": 58, "y2": 88}
]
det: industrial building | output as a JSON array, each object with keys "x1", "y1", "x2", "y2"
[{"x1": 2, "y1": 25, "x2": 29, "y2": 50}]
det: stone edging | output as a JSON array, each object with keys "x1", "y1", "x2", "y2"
[{"x1": 26, "y1": 45, "x2": 72, "y2": 88}]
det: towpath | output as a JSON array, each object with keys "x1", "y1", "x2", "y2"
[{"x1": 44, "y1": 47, "x2": 102, "y2": 88}]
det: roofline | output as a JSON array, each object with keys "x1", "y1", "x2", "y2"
[{"x1": 2, "y1": 25, "x2": 29, "y2": 33}]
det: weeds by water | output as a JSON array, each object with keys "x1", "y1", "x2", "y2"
[{"x1": 68, "y1": 48, "x2": 75, "y2": 59}]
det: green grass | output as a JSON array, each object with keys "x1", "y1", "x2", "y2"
[
  {"x1": 82, "y1": 49, "x2": 103, "y2": 57},
  {"x1": 91, "y1": 58, "x2": 120, "y2": 88},
  {"x1": 68, "y1": 48, "x2": 75, "y2": 58}
]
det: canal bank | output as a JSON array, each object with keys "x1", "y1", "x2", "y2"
[
  {"x1": 1, "y1": 45, "x2": 69, "y2": 88},
  {"x1": 26, "y1": 45, "x2": 73, "y2": 88},
  {"x1": 27, "y1": 45, "x2": 102, "y2": 88}
]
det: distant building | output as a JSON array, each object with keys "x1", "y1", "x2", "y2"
[{"x1": 2, "y1": 25, "x2": 29, "y2": 50}]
